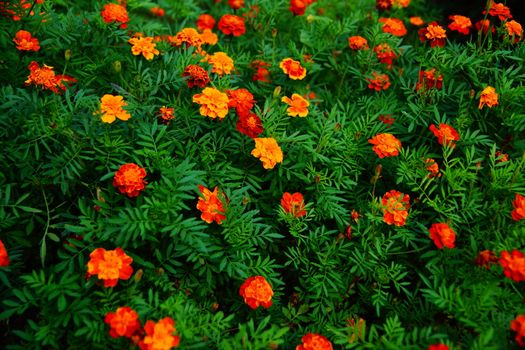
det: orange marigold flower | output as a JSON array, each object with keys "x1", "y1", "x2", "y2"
[
  {"x1": 475, "y1": 19, "x2": 495, "y2": 34},
  {"x1": 113, "y1": 163, "x2": 147, "y2": 197},
  {"x1": 379, "y1": 115, "x2": 395, "y2": 125},
  {"x1": 379, "y1": 17, "x2": 407, "y2": 37},
  {"x1": 512, "y1": 194, "x2": 525, "y2": 221},
  {"x1": 367, "y1": 72, "x2": 391, "y2": 91},
  {"x1": 429, "y1": 223, "x2": 456, "y2": 249},
  {"x1": 0, "y1": 240, "x2": 10, "y2": 267},
  {"x1": 486, "y1": 2, "x2": 512, "y2": 21},
  {"x1": 87, "y1": 247, "x2": 133, "y2": 287},
  {"x1": 425, "y1": 158, "x2": 441, "y2": 178},
  {"x1": 13, "y1": 30, "x2": 40, "y2": 51},
  {"x1": 200, "y1": 28, "x2": 218, "y2": 45},
  {"x1": 206, "y1": 51, "x2": 235, "y2": 76},
  {"x1": 227, "y1": 88, "x2": 255, "y2": 116},
  {"x1": 448, "y1": 15, "x2": 472, "y2": 35},
  {"x1": 427, "y1": 345, "x2": 449, "y2": 350},
  {"x1": 218, "y1": 14, "x2": 246, "y2": 37},
  {"x1": 410, "y1": 16, "x2": 425, "y2": 26},
  {"x1": 511, "y1": 315, "x2": 525, "y2": 347},
  {"x1": 416, "y1": 68, "x2": 443, "y2": 91},
  {"x1": 25, "y1": 61, "x2": 76, "y2": 94},
  {"x1": 170, "y1": 28, "x2": 203, "y2": 48},
  {"x1": 105, "y1": 306, "x2": 141, "y2": 338},
  {"x1": 182, "y1": 64, "x2": 210, "y2": 88},
  {"x1": 97, "y1": 94, "x2": 131, "y2": 123},
  {"x1": 429, "y1": 123, "x2": 460, "y2": 147},
  {"x1": 381, "y1": 190, "x2": 410, "y2": 226},
  {"x1": 281, "y1": 192, "x2": 307, "y2": 218},
  {"x1": 282, "y1": 93, "x2": 309, "y2": 117},
  {"x1": 101, "y1": 3, "x2": 129, "y2": 29},
  {"x1": 252, "y1": 65, "x2": 271, "y2": 82},
  {"x1": 376, "y1": 0, "x2": 392, "y2": 11},
  {"x1": 368, "y1": 133, "x2": 401, "y2": 158},
  {"x1": 392, "y1": 0, "x2": 410, "y2": 7},
  {"x1": 197, "y1": 185, "x2": 227, "y2": 224},
  {"x1": 474, "y1": 249, "x2": 498, "y2": 270},
  {"x1": 373, "y1": 43, "x2": 396, "y2": 69},
  {"x1": 495, "y1": 150, "x2": 509, "y2": 163},
  {"x1": 296, "y1": 333, "x2": 333, "y2": 350},
  {"x1": 251, "y1": 137, "x2": 284, "y2": 169},
  {"x1": 193, "y1": 87, "x2": 229, "y2": 119},
  {"x1": 348, "y1": 36, "x2": 369, "y2": 50},
  {"x1": 228, "y1": 0, "x2": 244, "y2": 9},
  {"x1": 279, "y1": 58, "x2": 307, "y2": 80},
  {"x1": 150, "y1": 6, "x2": 165, "y2": 17},
  {"x1": 505, "y1": 20, "x2": 523, "y2": 43},
  {"x1": 128, "y1": 36, "x2": 160, "y2": 61},
  {"x1": 237, "y1": 112, "x2": 264, "y2": 138},
  {"x1": 478, "y1": 86, "x2": 498, "y2": 109},
  {"x1": 159, "y1": 106, "x2": 175, "y2": 123},
  {"x1": 500, "y1": 250, "x2": 525, "y2": 282},
  {"x1": 239, "y1": 276, "x2": 273, "y2": 309},
  {"x1": 289, "y1": 0, "x2": 308, "y2": 16},
  {"x1": 139, "y1": 317, "x2": 180, "y2": 350},
  {"x1": 196, "y1": 14, "x2": 216, "y2": 31},
  {"x1": 419, "y1": 22, "x2": 447, "y2": 48}
]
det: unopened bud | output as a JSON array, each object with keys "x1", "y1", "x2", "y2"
[
  {"x1": 64, "y1": 49, "x2": 72, "y2": 61},
  {"x1": 134, "y1": 269, "x2": 143, "y2": 282},
  {"x1": 113, "y1": 60, "x2": 122, "y2": 73},
  {"x1": 273, "y1": 86, "x2": 281, "y2": 98}
]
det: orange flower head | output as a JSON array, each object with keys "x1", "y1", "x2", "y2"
[
  {"x1": 170, "y1": 28, "x2": 203, "y2": 48},
  {"x1": 159, "y1": 106, "x2": 175, "y2": 123},
  {"x1": 296, "y1": 333, "x2": 333, "y2": 350},
  {"x1": 392, "y1": 0, "x2": 410, "y2": 7},
  {"x1": 197, "y1": 185, "x2": 227, "y2": 224},
  {"x1": 128, "y1": 37, "x2": 159, "y2": 61},
  {"x1": 197, "y1": 14, "x2": 216, "y2": 31},
  {"x1": 425, "y1": 158, "x2": 441, "y2": 178},
  {"x1": 495, "y1": 151, "x2": 509, "y2": 163},
  {"x1": 97, "y1": 94, "x2": 131, "y2": 123},
  {"x1": 206, "y1": 51, "x2": 235, "y2": 76},
  {"x1": 512, "y1": 194, "x2": 525, "y2": 221},
  {"x1": 379, "y1": 115, "x2": 395, "y2": 125},
  {"x1": 150, "y1": 6, "x2": 165, "y2": 17},
  {"x1": 192, "y1": 87, "x2": 229, "y2": 119},
  {"x1": 500, "y1": 250, "x2": 525, "y2": 282},
  {"x1": 281, "y1": 192, "x2": 307, "y2": 218},
  {"x1": 348, "y1": 36, "x2": 369, "y2": 50},
  {"x1": 368, "y1": 133, "x2": 401, "y2": 158},
  {"x1": 486, "y1": 2, "x2": 512, "y2": 21},
  {"x1": 139, "y1": 317, "x2": 180, "y2": 350},
  {"x1": 239, "y1": 276, "x2": 273, "y2": 309},
  {"x1": 410, "y1": 16, "x2": 425, "y2": 26},
  {"x1": 228, "y1": 0, "x2": 245, "y2": 9},
  {"x1": 251, "y1": 137, "x2": 284, "y2": 169},
  {"x1": 505, "y1": 20, "x2": 523, "y2": 43},
  {"x1": 237, "y1": 112, "x2": 264, "y2": 138},
  {"x1": 367, "y1": 72, "x2": 391, "y2": 91},
  {"x1": 511, "y1": 315, "x2": 525, "y2": 346},
  {"x1": 416, "y1": 68, "x2": 443, "y2": 91},
  {"x1": 289, "y1": 0, "x2": 308, "y2": 16},
  {"x1": 478, "y1": 86, "x2": 498, "y2": 109},
  {"x1": 101, "y1": 3, "x2": 129, "y2": 29},
  {"x1": 0, "y1": 240, "x2": 10, "y2": 267},
  {"x1": 282, "y1": 94, "x2": 310, "y2": 117},
  {"x1": 429, "y1": 223, "x2": 456, "y2": 249},
  {"x1": 475, "y1": 19, "x2": 495, "y2": 34},
  {"x1": 376, "y1": 0, "x2": 392, "y2": 11},
  {"x1": 87, "y1": 247, "x2": 133, "y2": 287},
  {"x1": 429, "y1": 123, "x2": 460, "y2": 147},
  {"x1": 25, "y1": 61, "x2": 76, "y2": 94},
  {"x1": 200, "y1": 28, "x2": 218, "y2": 45},
  {"x1": 113, "y1": 163, "x2": 147, "y2": 197},
  {"x1": 379, "y1": 17, "x2": 407, "y2": 37},
  {"x1": 279, "y1": 58, "x2": 307, "y2": 80},
  {"x1": 419, "y1": 22, "x2": 447, "y2": 47},
  {"x1": 373, "y1": 43, "x2": 396, "y2": 68},
  {"x1": 448, "y1": 15, "x2": 472, "y2": 35},
  {"x1": 227, "y1": 88, "x2": 255, "y2": 116},
  {"x1": 182, "y1": 64, "x2": 210, "y2": 89},
  {"x1": 105, "y1": 306, "x2": 141, "y2": 338},
  {"x1": 13, "y1": 30, "x2": 40, "y2": 51},
  {"x1": 474, "y1": 250, "x2": 498, "y2": 270},
  {"x1": 427, "y1": 345, "x2": 449, "y2": 350},
  {"x1": 381, "y1": 190, "x2": 410, "y2": 226},
  {"x1": 218, "y1": 14, "x2": 246, "y2": 36}
]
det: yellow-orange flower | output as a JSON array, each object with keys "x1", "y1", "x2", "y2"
[
  {"x1": 379, "y1": 17, "x2": 407, "y2": 37},
  {"x1": 104, "y1": 306, "x2": 141, "y2": 338},
  {"x1": 113, "y1": 163, "x2": 147, "y2": 197},
  {"x1": 25, "y1": 61, "x2": 76, "y2": 94},
  {"x1": 193, "y1": 87, "x2": 229, "y2": 119},
  {"x1": 368, "y1": 133, "x2": 401, "y2": 157},
  {"x1": 13, "y1": 30, "x2": 40, "y2": 51},
  {"x1": 139, "y1": 317, "x2": 180, "y2": 350},
  {"x1": 409, "y1": 16, "x2": 425, "y2": 26},
  {"x1": 279, "y1": 58, "x2": 307, "y2": 80},
  {"x1": 448, "y1": 15, "x2": 472, "y2": 35},
  {"x1": 0, "y1": 240, "x2": 10, "y2": 267},
  {"x1": 348, "y1": 36, "x2": 369, "y2": 50},
  {"x1": 479, "y1": 86, "x2": 498, "y2": 109},
  {"x1": 196, "y1": 185, "x2": 227, "y2": 224},
  {"x1": 206, "y1": 52, "x2": 234, "y2": 76},
  {"x1": 200, "y1": 29, "x2": 218, "y2": 45},
  {"x1": 239, "y1": 276, "x2": 273, "y2": 309},
  {"x1": 128, "y1": 36, "x2": 159, "y2": 60},
  {"x1": 251, "y1": 137, "x2": 283, "y2": 169},
  {"x1": 97, "y1": 94, "x2": 131, "y2": 123},
  {"x1": 282, "y1": 94, "x2": 309, "y2": 117},
  {"x1": 100, "y1": 3, "x2": 129, "y2": 29},
  {"x1": 169, "y1": 27, "x2": 203, "y2": 48},
  {"x1": 419, "y1": 22, "x2": 447, "y2": 47},
  {"x1": 381, "y1": 190, "x2": 410, "y2": 226},
  {"x1": 505, "y1": 20, "x2": 523, "y2": 43},
  {"x1": 87, "y1": 247, "x2": 133, "y2": 287}
]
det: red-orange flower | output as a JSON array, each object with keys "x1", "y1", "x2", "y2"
[
  {"x1": 475, "y1": 19, "x2": 495, "y2": 34},
  {"x1": 150, "y1": 6, "x2": 165, "y2": 17},
  {"x1": 101, "y1": 3, "x2": 129, "y2": 29},
  {"x1": 228, "y1": 0, "x2": 244, "y2": 9},
  {"x1": 237, "y1": 112, "x2": 264, "y2": 138},
  {"x1": 25, "y1": 61, "x2": 76, "y2": 94},
  {"x1": 478, "y1": 86, "x2": 498, "y2": 109},
  {"x1": 368, "y1": 133, "x2": 401, "y2": 158},
  {"x1": 105, "y1": 306, "x2": 141, "y2": 338},
  {"x1": 427, "y1": 345, "x2": 449, "y2": 350},
  {"x1": 87, "y1": 248, "x2": 133, "y2": 287},
  {"x1": 281, "y1": 192, "x2": 307, "y2": 218},
  {"x1": 296, "y1": 333, "x2": 333, "y2": 350},
  {"x1": 410, "y1": 16, "x2": 425, "y2": 26},
  {"x1": 379, "y1": 115, "x2": 395, "y2": 125},
  {"x1": 348, "y1": 36, "x2": 369, "y2": 50},
  {"x1": 206, "y1": 51, "x2": 235, "y2": 76},
  {"x1": 218, "y1": 14, "x2": 246, "y2": 37},
  {"x1": 392, "y1": 0, "x2": 410, "y2": 8},
  {"x1": 512, "y1": 194, "x2": 525, "y2": 221},
  {"x1": 376, "y1": 0, "x2": 392, "y2": 11},
  {"x1": 159, "y1": 106, "x2": 174, "y2": 123},
  {"x1": 416, "y1": 69, "x2": 443, "y2": 91},
  {"x1": 196, "y1": 14, "x2": 216, "y2": 31},
  {"x1": 379, "y1": 17, "x2": 407, "y2": 36},
  {"x1": 448, "y1": 15, "x2": 472, "y2": 35},
  {"x1": 381, "y1": 190, "x2": 410, "y2": 226},
  {"x1": 279, "y1": 58, "x2": 307, "y2": 80},
  {"x1": 474, "y1": 250, "x2": 498, "y2": 270},
  {"x1": 429, "y1": 123, "x2": 460, "y2": 147},
  {"x1": 429, "y1": 223, "x2": 456, "y2": 249},
  {"x1": 282, "y1": 94, "x2": 310, "y2": 117},
  {"x1": 251, "y1": 137, "x2": 284, "y2": 169},
  {"x1": 486, "y1": 2, "x2": 512, "y2": 21},
  {"x1": 367, "y1": 72, "x2": 390, "y2": 91},
  {"x1": 419, "y1": 22, "x2": 447, "y2": 48},
  {"x1": 505, "y1": 20, "x2": 523, "y2": 43},
  {"x1": 425, "y1": 158, "x2": 441, "y2": 178},
  {"x1": 500, "y1": 250, "x2": 525, "y2": 282},
  {"x1": 511, "y1": 315, "x2": 525, "y2": 346},
  {"x1": 13, "y1": 30, "x2": 40, "y2": 51},
  {"x1": 139, "y1": 317, "x2": 180, "y2": 350},
  {"x1": 97, "y1": 94, "x2": 131, "y2": 123},
  {"x1": 182, "y1": 64, "x2": 210, "y2": 88},
  {"x1": 227, "y1": 88, "x2": 255, "y2": 116},
  {"x1": 239, "y1": 276, "x2": 273, "y2": 309},
  {"x1": 374, "y1": 43, "x2": 396, "y2": 68},
  {"x1": 251, "y1": 60, "x2": 271, "y2": 82},
  {"x1": 169, "y1": 28, "x2": 203, "y2": 48},
  {"x1": 0, "y1": 240, "x2": 10, "y2": 267},
  {"x1": 193, "y1": 87, "x2": 229, "y2": 119},
  {"x1": 197, "y1": 185, "x2": 227, "y2": 224},
  {"x1": 289, "y1": 0, "x2": 308, "y2": 16},
  {"x1": 113, "y1": 163, "x2": 147, "y2": 197}
]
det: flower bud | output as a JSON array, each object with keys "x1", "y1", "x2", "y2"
[
  {"x1": 65, "y1": 49, "x2": 72, "y2": 61},
  {"x1": 134, "y1": 269, "x2": 143, "y2": 282},
  {"x1": 273, "y1": 86, "x2": 281, "y2": 98},
  {"x1": 113, "y1": 60, "x2": 122, "y2": 73}
]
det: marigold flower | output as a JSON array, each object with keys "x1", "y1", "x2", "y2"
[
  {"x1": 511, "y1": 315, "x2": 525, "y2": 346},
  {"x1": 206, "y1": 51, "x2": 235, "y2": 76},
  {"x1": 376, "y1": 0, "x2": 392, "y2": 11},
  {"x1": 495, "y1": 150, "x2": 509, "y2": 163},
  {"x1": 13, "y1": 30, "x2": 40, "y2": 51},
  {"x1": 228, "y1": 0, "x2": 245, "y2": 9},
  {"x1": 368, "y1": 133, "x2": 401, "y2": 158},
  {"x1": 239, "y1": 276, "x2": 273, "y2": 309},
  {"x1": 282, "y1": 94, "x2": 309, "y2": 117},
  {"x1": 200, "y1": 29, "x2": 218, "y2": 45},
  {"x1": 429, "y1": 223, "x2": 456, "y2": 249},
  {"x1": 373, "y1": 43, "x2": 396, "y2": 69},
  {"x1": 251, "y1": 60, "x2": 271, "y2": 82},
  {"x1": 193, "y1": 87, "x2": 229, "y2": 119},
  {"x1": 196, "y1": 14, "x2": 216, "y2": 31},
  {"x1": 128, "y1": 37, "x2": 159, "y2": 61},
  {"x1": 392, "y1": 0, "x2": 410, "y2": 8},
  {"x1": 196, "y1": 185, "x2": 227, "y2": 224},
  {"x1": 512, "y1": 194, "x2": 525, "y2": 221},
  {"x1": 416, "y1": 69, "x2": 443, "y2": 92},
  {"x1": 410, "y1": 16, "x2": 425, "y2": 26},
  {"x1": 478, "y1": 86, "x2": 498, "y2": 109},
  {"x1": 237, "y1": 112, "x2": 264, "y2": 138},
  {"x1": 25, "y1": 61, "x2": 76, "y2": 94},
  {"x1": 87, "y1": 247, "x2": 133, "y2": 287},
  {"x1": 500, "y1": 250, "x2": 525, "y2": 282},
  {"x1": 227, "y1": 88, "x2": 255, "y2": 116},
  {"x1": 474, "y1": 250, "x2": 498, "y2": 270},
  {"x1": 289, "y1": 0, "x2": 308, "y2": 16},
  {"x1": 139, "y1": 317, "x2": 180, "y2": 350},
  {"x1": 424, "y1": 158, "x2": 441, "y2": 178},
  {"x1": 150, "y1": 6, "x2": 165, "y2": 17},
  {"x1": 448, "y1": 15, "x2": 472, "y2": 35},
  {"x1": 251, "y1": 137, "x2": 283, "y2": 169},
  {"x1": 182, "y1": 64, "x2": 210, "y2": 88},
  {"x1": 0, "y1": 240, "x2": 10, "y2": 267},
  {"x1": 101, "y1": 3, "x2": 129, "y2": 29},
  {"x1": 296, "y1": 333, "x2": 333, "y2": 350},
  {"x1": 379, "y1": 115, "x2": 395, "y2": 125},
  {"x1": 170, "y1": 28, "x2": 203, "y2": 48},
  {"x1": 348, "y1": 36, "x2": 369, "y2": 50},
  {"x1": 113, "y1": 163, "x2": 147, "y2": 197},
  {"x1": 429, "y1": 123, "x2": 460, "y2": 147},
  {"x1": 105, "y1": 306, "x2": 141, "y2": 338},
  {"x1": 279, "y1": 58, "x2": 307, "y2": 80},
  {"x1": 419, "y1": 22, "x2": 447, "y2": 48},
  {"x1": 97, "y1": 94, "x2": 131, "y2": 123},
  {"x1": 427, "y1": 345, "x2": 449, "y2": 350},
  {"x1": 281, "y1": 192, "x2": 307, "y2": 218},
  {"x1": 367, "y1": 72, "x2": 391, "y2": 91},
  {"x1": 159, "y1": 106, "x2": 174, "y2": 123},
  {"x1": 505, "y1": 20, "x2": 523, "y2": 43},
  {"x1": 381, "y1": 190, "x2": 410, "y2": 226},
  {"x1": 475, "y1": 19, "x2": 495, "y2": 34},
  {"x1": 486, "y1": 2, "x2": 512, "y2": 21},
  {"x1": 379, "y1": 17, "x2": 407, "y2": 37},
  {"x1": 218, "y1": 14, "x2": 246, "y2": 36}
]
